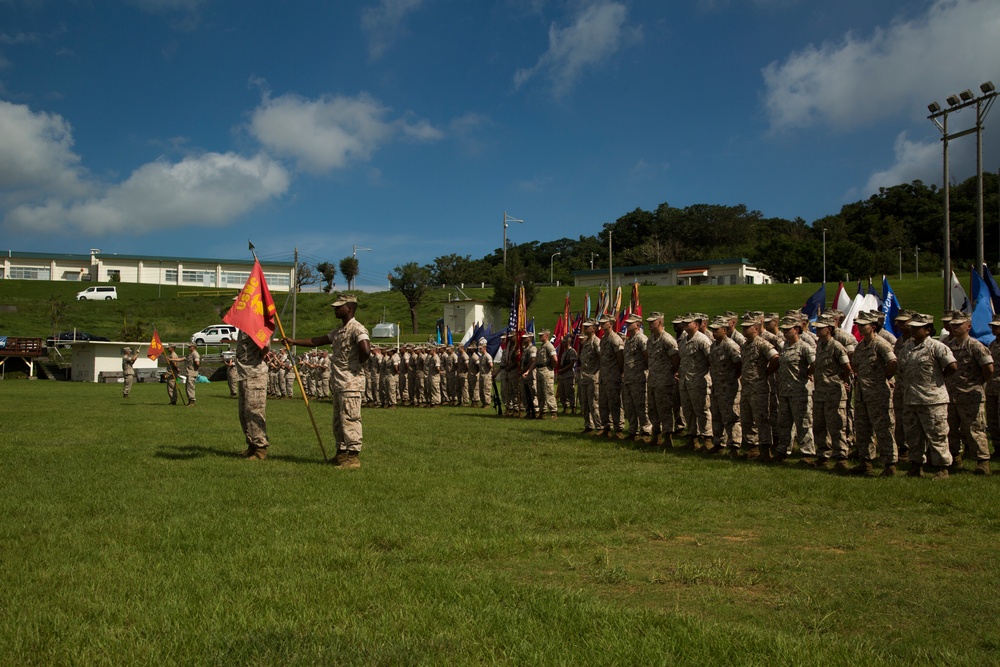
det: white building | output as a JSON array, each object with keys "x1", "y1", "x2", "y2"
[
  {"x1": 572, "y1": 258, "x2": 782, "y2": 288},
  {"x1": 1, "y1": 249, "x2": 295, "y2": 291},
  {"x1": 68, "y1": 341, "x2": 160, "y2": 383}
]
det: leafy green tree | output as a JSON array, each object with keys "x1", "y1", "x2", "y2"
[
  {"x1": 316, "y1": 261, "x2": 337, "y2": 293},
  {"x1": 490, "y1": 251, "x2": 538, "y2": 311},
  {"x1": 390, "y1": 262, "x2": 432, "y2": 333},
  {"x1": 339, "y1": 256, "x2": 360, "y2": 290}
]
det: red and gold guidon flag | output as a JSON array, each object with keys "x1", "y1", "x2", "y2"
[
  {"x1": 147, "y1": 330, "x2": 164, "y2": 360},
  {"x1": 223, "y1": 259, "x2": 277, "y2": 349}
]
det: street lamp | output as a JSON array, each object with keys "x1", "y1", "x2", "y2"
[
  {"x1": 550, "y1": 252, "x2": 561, "y2": 284},
  {"x1": 590, "y1": 252, "x2": 600, "y2": 270},
  {"x1": 915, "y1": 246, "x2": 920, "y2": 279},
  {"x1": 822, "y1": 228, "x2": 827, "y2": 285},
  {"x1": 896, "y1": 246, "x2": 902, "y2": 282},
  {"x1": 503, "y1": 212, "x2": 523, "y2": 269},
  {"x1": 352, "y1": 244, "x2": 372, "y2": 290},
  {"x1": 928, "y1": 80, "x2": 997, "y2": 308}
]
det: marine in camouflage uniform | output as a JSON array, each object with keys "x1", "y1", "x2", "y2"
[
  {"x1": 944, "y1": 312, "x2": 993, "y2": 475},
  {"x1": 898, "y1": 313, "x2": 957, "y2": 479},
  {"x1": 739, "y1": 315, "x2": 778, "y2": 460},
  {"x1": 426, "y1": 347, "x2": 443, "y2": 407},
  {"x1": 645, "y1": 312, "x2": 679, "y2": 447},
  {"x1": 774, "y1": 316, "x2": 815, "y2": 461},
  {"x1": 670, "y1": 317, "x2": 687, "y2": 433},
  {"x1": 621, "y1": 314, "x2": 650, "y2": 439},
  {"x1": 852, "y1": 311, "x2": 898, "y2": 476},
  {"x1": 477, "y1": 339, "x2": 493, "y2": 408},
  {"x1": 678, "y1": 313, "x2": 712, "y2": 449},
  {"x1": 283, "y1": 293, "x2": 371, "y2": 469},
  {"x1": 891, "y1": 311, "x2": 914, "y2": 458},
  {"x1": 121, "y1": 347, "x2": 138, "y2": 398},
  {"x1": 578, "y1": 320, "x2": 602, "y2": 433},
  {"x1": 164, "y1": 345, "x2": 182, "y2": 405},
  {"x1": 236, "y1": 330, "x2": 273, "y2": 460},
  {"x1": 598, "y1": 316, "x2": 625, "y2": 436},
  {"x1": 557, "y1": 334, "x2": 578, "y2": 414},
  {"x1": 708, "y1": 316, "x2": 742, "y2": 453},
  {"x1": 986, "y1": 318, "x2": 1000, "y2": 459},
  {"x1": 810, "y1": 315, "x2": 852, "y2": 471},
  {"x1": 455, "y1": 346, "x2": 469, "y2": 406},
  {"x1": 384, "y1": 348, "x2": 399, "y2": 407},
  {"x1": 412, "y1": 347, "x2": 426, "y2": 406},
  {"x1": 535, "y1": 329, "x2": 559, "y2": 419},
  {"x1": 519, "y1": 333, "x2": 538, "y2": 419},
  {"x1": 184, "y1": 343, "x2": 200, "y2": 406}
]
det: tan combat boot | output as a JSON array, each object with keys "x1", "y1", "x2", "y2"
[
  {"x1": 247, "y1": 447, "x2": 267, "y2": 460},
  {"x1": 880, "y1": 463, "x2": 896, "y2": 477},
  {"x1": 906, "y1": 462, "x2": 922, "y2": 477},
  {"x1": 974, "y1": 460, "x2": 991, "y2": 475}
]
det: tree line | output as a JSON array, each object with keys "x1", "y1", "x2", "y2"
[{"x1": 383, "y1": 173, "x2": 997, "y2": 333}]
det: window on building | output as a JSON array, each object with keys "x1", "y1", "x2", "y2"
[
  {"x1": 9, "y1": 266, "x2": 50, "y2": 280},
  {"x1": 182, "y1": 270, "x2": 215, "y2": 286},
  {"x1": 107, "y1": 269, "x2": 121, "y2": 282},
  {"x1": 746, "y1": 276, "x2": 755, "y2": 285},
  {"x1": 165, "y1": 269, "x2": 178, "y2": 283},
  {"x1": 265, "y1": 272, "x2": 290, "y2": 287}
]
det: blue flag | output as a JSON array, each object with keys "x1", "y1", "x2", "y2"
[
  {"x1": 984, "y1": 264, "x2": 1000, "y2": 314},
  {"x1": 801, "y1": 284, "x2": 825, "y2": 321},
  {"x1": 881, "y1": 276, "x2": 900, "y2": 337},
  {"x1": 971, "y1": 269, "x2": 996, "y2": 344}
]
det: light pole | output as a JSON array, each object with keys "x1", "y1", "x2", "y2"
[
  {"x1": 822, "y1": 228, "x2": 827, "y2": 285},
  {"x1": 590, "y1": 252, "x2": 600, "y2": 270},
  {"x1": 352, "y1": 244, "x2": 372, "y2": 290},
  {"x1": 928, "y1": 81, "x2": 997, "y2": 308},
  {"x1": 550, "y1": 252, "x2": 561, "y2": 284},
  {"x1": 503, "y1": 212, "x2": 523, "y2": 270},
  {"x1": 897, "y1": 246, "x2": 902, "y2": 282},
  {"x1": 607, "y1": 230, "x2": 614, "y2": 293},
  {"x1": 915, "y1": 246, "x2": 920, "y2": 279}
]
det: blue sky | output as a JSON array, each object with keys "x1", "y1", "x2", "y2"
[{"x1": 1, "y1": 0, "x2": 998, "y2": 289}]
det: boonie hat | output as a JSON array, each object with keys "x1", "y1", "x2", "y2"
[{"x1": 331, "y1": 293, "x2": 358, "y2": 307}]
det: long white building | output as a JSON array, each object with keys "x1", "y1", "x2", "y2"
[
  {"x1": 1, "y1": 249, "x2": 295, "y2": 291},
  {"x1": 572, "y1": 257, "x2": 783, "y2": 288}
]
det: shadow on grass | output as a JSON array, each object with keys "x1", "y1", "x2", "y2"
[{"x1": 154, "y1": 444, "x2": 331, "y2": 466}]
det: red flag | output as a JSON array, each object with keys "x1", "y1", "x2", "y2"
[
  {"x1": 147, "y1": 330, "x2": 164, "y2": 360},
  {"x1": 224, "y1": 259, "x2": 277, "y2": 349}
]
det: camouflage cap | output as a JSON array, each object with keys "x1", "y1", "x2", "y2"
[
  {"x1": 949, "y1": 312, "x2": 970, "y2": 325},
  {"x1": 672, "y1": 314, "x2": 686, "y2": 324},
  {"x1": 763, "y1": 312, "x2": 779, "y2": 322},
  {"x1": 723, "y1": 310, "x2": 739, "y2": 318},
  {"x1": 708, "y1": 316, "x2": 728, "y2": 330},
  {"x1": 478, "y1": 337, "x2": 488, "y2": 345},
  {"x1": 778, "y1": 316, "x2": 802, "y2": 330},
  {"x1": 909, "y1": 313, "x2": 935, "y2": 327},
  {"x1": 582, "y1": 319, "x2": 597, "y2": 328},
  {"x1": 812, "y1": 314, "x2": 834, "y2": 329},
  {"x1": 646, "y1": 311, "x2": 665, "y2": 322},
  {"x1": 331, "y1": 293, "x2": 358, "y2": 307},
  {"x1": 625, "y1": 313, "x2": 642, "y2": 324},
  {"x1": 538, "y1": 328, "x2": 551, "y2": 336},
  {"x1": 740, "y1": 314, "x2": 761, "y2": 327},
  {"x1": 893, "y1": 310, "x2": 914, "y2": 322},
  {"x1": 854, "y1": 311, "x2": 877, "y2": 325}
]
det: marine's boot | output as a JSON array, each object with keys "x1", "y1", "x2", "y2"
[
  {"x1": 849, "y1": 460, "x2": 874, "y2": 477},
  {"x1": 974, "y1": 460, "x2": 991, "y2": 476},
  {"x1": 648, "y1": 433, "x2": 660, "y2": 447},
  {"x1": 340, "y1": 452, "x2": 361, "y2": 469},
  {"x1": 247, "y1": 447, "x2": 268, "y2": 461},
  {"x1": 880, "y1": 463, "x2": 896, "y2": 477},
  {"x1": 906, "y1": 462, "x2": 923, "y2": 478},
  {"x1": 932, "y1": 465, "x2": 949, "y2": 481}
]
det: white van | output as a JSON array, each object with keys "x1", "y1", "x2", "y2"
[
  {"x1": 190, "y1": 324, "x2": 239, "y2": 345},
  {"x1": 76, "y1": 286, "x2": 118, "y2": 300}
]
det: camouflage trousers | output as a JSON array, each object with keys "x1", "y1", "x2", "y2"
[
  {"x1": 776, "y1": 395, "x2": 814, "y2": 456},
  {"x1": 536, "y1": 369, "x2": 557, "y2": 415},
  {"x1": 455, "y1": 375, "x2": 468, "y2": 405},
  {"x1": 812, "y1": 398, "x2": 848, "y2": 461},
  {"x1": 123, "y1": 373, "x2": 134, "y2": 398},
  {"x1": 284, "y1": 371, "x2": 294, "y2": 398},
  {"x1": 319, "y1": 373, "x2": 331, "y2": 399},
  {"x1": 426, "y1": 373, "x2": 441, "y2": 406},
  {"x1": 855, "y1": 398, "x2": 896, "y2": 463},
  {"x1": 710, "y1": 387, "x2": 741, "y2": 446},
  {"x1": 166, "y1": 375, "x2": 177, "y2": 404},
  {"x1": 679, "y1": 383, "x2": 710, "y2": 439},
  {"x1": 599, "y1": 380, "x2": 624, "y2": 431},
  {"x1": 557, "y1": 374, "x2": 575, "y2": 409},
  {"x1": 579, "y1": 380, "x2": 601, "y2": 430},
  {"x1": 384, "y1": 375, "x2": 398, "y2": 406},
  {"x1": 238, "y1": 373, "x2": 269, "y2": 449},
  {"x1": 903, "y1": 403, "x2": 951, "y2": 467},
  {"x1": 948, "y1": 400, "x2": 990, "y2": 461},
  {"x1": 986, "y1": 393, "x2": 1000, "y2": 452},
  {"x1": 333, "y1": 390, "x2": 363, "y2": 452},
  {"x1": 412, "y1": 372, "x2": 424, "y2": 405},
  {"x1": 671, "y1": 383, "x2": 684, "y2": 432},
  {"x1": 647, "y1": 383, "x2": 675, "y2": 435},
  {"x1": 893, "y1": 390, "x2": 906, "y2": 452},
  {"x1": 478, "y1": 374, "x2": 492, "y2": 407},
  {"x1": 622, "y1": 381, "x2": 650, "y2": 435},
  {"x1": 186, "y1": 371, "x2": 198, "y2": 402},
  {"x1": 226, "y1": 367, "x2": 238, "y2": 396},
  {"x1": 739, "y1": 384, "x2": 771, "y2": 449}
]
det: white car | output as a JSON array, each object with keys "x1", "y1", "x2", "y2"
[
  {"x1": 76, "y1": 286, "x2": 118, "y2": 300},
  {"x1": 190, "y1": 324, "x2": 239, "y2": 345}
]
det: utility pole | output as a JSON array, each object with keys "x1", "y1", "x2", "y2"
[{"x1": 292, "y1": 247, "x2": 298, "y2": 344}]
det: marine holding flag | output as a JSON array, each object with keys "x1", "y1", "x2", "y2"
[{"x1": 224, "y1": 260, "x2": 278, "y2": 460}]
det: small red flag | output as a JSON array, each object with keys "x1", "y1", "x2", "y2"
[
  {"x1": 223, "y1": 259, "x2": 277, "y2": 349},
  {"x1": 147, "y1": 330, "x2": 164, "y2": 360}
]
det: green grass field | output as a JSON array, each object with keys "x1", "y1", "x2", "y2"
[
  {"x1": 0, "y1": 275, "x2": 949, "y2": 346},
  {"x1": 3, "y1": 379, "x2": 999, "y2": 665}
]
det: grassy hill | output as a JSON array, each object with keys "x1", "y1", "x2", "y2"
[{"x1": 0, "y1": 275, "x2": 948, "y2": 345}]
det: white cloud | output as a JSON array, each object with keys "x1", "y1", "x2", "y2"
[
  {"x1": 514, "y1": 1, "x2": 639, "y2": 98},
  {"x1": 249, "y1": 91, "x2": 442, "y2": 174},
  {"x1": 0, "y1": 99, "x2": 290, "y2": 235},
  {"x1": 761, "y1": 0, "x2": 1000, "y2": 130},
  {"x1": 5, "y1": 152, "x2": 290, "y2": 234},
  {"x1": 361, "y1": 0, "x2": 428, "y2": 60},
  {"x1": 0, "y1": 99, "x2": 91, "y2": 202}
]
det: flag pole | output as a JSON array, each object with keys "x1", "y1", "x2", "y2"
[
  {"x1": 249, "y1": 241, "x2": 328, "y2": 462},
  {"x1": 154, "y1": 324, "x2": 187, "y2": 405}
]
